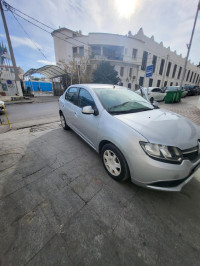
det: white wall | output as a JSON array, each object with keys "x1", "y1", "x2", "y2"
[{"x1": 52, "y1": 28, "x2": 200, "y2": 89}]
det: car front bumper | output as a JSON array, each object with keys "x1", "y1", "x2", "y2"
[{"x1": 129, "y1": 153, "x2": 200, "y2": 192}]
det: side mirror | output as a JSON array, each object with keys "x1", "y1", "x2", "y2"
[{"x1": 82, "y1": 106, "x2": 95, "y2": 115}]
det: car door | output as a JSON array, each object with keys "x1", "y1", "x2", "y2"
[
  {"x1": 70, "y1": 88, "x2": 100, "y2": 148},
  {"x1": 151, "y1": 88, "x2": 163, "y2": 101},
  {"x1": 62, "y1": 87, "x2": 79, "y2": 128}
]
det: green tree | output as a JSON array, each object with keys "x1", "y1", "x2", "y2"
[{"x1": 92, "y1": 61, "x2": 120, "y2": 84}]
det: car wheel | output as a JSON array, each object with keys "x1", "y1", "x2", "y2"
[
  {"x1": 60, "y1": 113, "x2": 70, "y2": 130},
  {"x1": 150, "y1": 97, "x2": 154, "y2": 103},
  {"x1": 101, "y1": 144, "x2": 129, "y2": 181}
]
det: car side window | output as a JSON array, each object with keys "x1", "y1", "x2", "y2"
[
  {"x1": 65, "y1": 87, "x2": 78, "y2": 105},
  {"x1": 78, "y1": 89, "x2": 95, "y2": 108}
]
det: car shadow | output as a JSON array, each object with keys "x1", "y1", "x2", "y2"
[{"x1": 1, "y1": 125, "x2": 200, "y2": 265}]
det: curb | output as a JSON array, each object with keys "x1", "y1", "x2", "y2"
[{"x1": 5, "y1": 100, "x2": 34, "y2": 105}]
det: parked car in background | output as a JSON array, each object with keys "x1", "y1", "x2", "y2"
[
  {"x1": 163, "y1": 86, "x2": 187, "y2": 98},
  {"x1": 0, "y1": 100, "x2": 5, "y2": 112},
  {"x1": 184, "y1": 85, "x2": 200, "y2": 96},
  {"x1": 135, "y1": 87, "x2": 166, "y2": 102},
  {"x1": 59, "y1": 84, "x2": 200, "y2": 192}
]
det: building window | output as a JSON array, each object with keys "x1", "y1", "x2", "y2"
[
  {"x1": 139, "y1": 77, "x2": 144, "y2": 86},
  {"x1": 152, "y1": 55, "x2": 157, "y2": 73},
  {"x1": 79, "y1": 46, "x2": 84, "y2": 56},
  {"x1": 172, "y1": 64, "x2": 177, "y2": 78},
  {"x1": 190, "y1": 72, "x2": 194, "y2": 82},
  {"x1": 103, "y1": 45, "x2": 123, "y2": 60},
  {"x1": 184, "y1": 70, "x2": 187, "y2": 81},
  {"x1": 186, "y1": 70, "x2": 190, "y2": 81},
  {"x1": 129, "y1": 68, "x2": 132, "y2": 77},
  {"x1": 73, "y1": 47, "x2": 78, "y2": 57},
  {"x1": 196, "y1": 74, "x2": 199, "y2": 84},
  {"x1": 86, "y1": 64, "x2": 91, "y2": 73},
  {"x1": 120, "y1": 67, "x2": 124, "y2": 76},
  {"x1": 193, "y1": 73, "x2": 196, "y2": 83},
  {"x1": 128, "y1": 83, "x2": 131, "y2": 89},
  {"x1": 170, "y1": 82, "x2": 173, "y2": 86},
  {"x1": 132, "y1": 48, "x2": 137, "y2": 59},
  {"x1": 164, "y1": 81, "x2": 167, "y2": 87},
  {"x1": 141, "y1": 51, "x2": 148, "y2": 70},
  {"x1": 166, "y1": 62, "x2": 171, "y2": 77},
  {"x1": 177, "y1": 66, "x2": 182, "y2": 79},
  {"x1": 159, "y1": 59, "x2": 165, "y2": 75},
  {"x1": 91, "y1": 45, "x2": 101, "y2": 57},
  {"x1": 176, "y1": 82, "x2": 178, "y2": 86},
  {"x1": 149, "y1": 78, "x2": 153, "y2": 87},
  {"x1": 157, "y1": 80, "x2": 161, "y2": 87}
]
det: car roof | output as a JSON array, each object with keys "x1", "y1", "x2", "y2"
[{"x1": 69, "y1": 84, "x2": 129, "y2": 91}]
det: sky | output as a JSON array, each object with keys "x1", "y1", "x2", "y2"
[{"x1": 0, "y1": 0, "x2": 200, "y2": 73}]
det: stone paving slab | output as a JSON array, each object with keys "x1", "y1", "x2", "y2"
[
  {"x1": 0, "y1": 97, "x2": 200, "y2": 265},
  {"x1": 159, "y1": 95, "x2": 200, "y2": 126}
]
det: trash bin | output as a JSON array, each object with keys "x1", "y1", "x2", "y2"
[
  {"x1": 165, "y1": 90, "x2": 182, "y2": 103},
  {"x1": 164, "y1": 91, "x2": 177, "y2": 103}
]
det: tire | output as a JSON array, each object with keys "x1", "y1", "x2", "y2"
[
  {"x1": 150, "y1": 97, "x2": 154, "y2": 103},
  {"x1": 101, "y1": 144, "x2": 130, "y2": 182},
  {"x1": 60, "y1": 113, "x2": 70, "y2": 130}
]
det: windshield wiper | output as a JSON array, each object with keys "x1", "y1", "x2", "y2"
[
  {"x1": 108, "y1": 100, "x2": 152, "y2": 111},
  {"x1": 109, "y1": 107, "x2": 153, "y2": 115},
  {"x1": 108, "y1": 101, "x2": 131, "y2": 111}
]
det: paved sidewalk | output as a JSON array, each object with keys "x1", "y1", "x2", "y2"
[
  {"x1": 0, "y1": 116, "x2": 200, "y2": 265},
  {"x1": 159, "y1": 95, "x2": 200, "y2": 126}
]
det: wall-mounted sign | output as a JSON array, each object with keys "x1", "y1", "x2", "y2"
[{"x1": 7, "y1": 80, "x2": 12, "y2": 85}]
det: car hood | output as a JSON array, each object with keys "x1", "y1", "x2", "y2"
[{"x1": 115, "y1": 109, "x2": 200, "y2": 150}]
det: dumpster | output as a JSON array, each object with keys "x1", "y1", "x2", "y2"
[
  {"x1": 164, "y1": 91, "x2": 177, "y2": 103},
  {"x1": 164, "y1": 89, "x2": 182, "y2": 103}
]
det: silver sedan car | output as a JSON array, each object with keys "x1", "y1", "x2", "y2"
[{"x1": 59, "y1": 84, "x2": 200, "y2": 191}]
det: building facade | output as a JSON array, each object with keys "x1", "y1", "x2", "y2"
[
  {"x1": 0, "y1": 65, "x2": 24, "y2": 96},
  {"x1": 52, "y1": 27, "x2": 200, "y2": 90}
]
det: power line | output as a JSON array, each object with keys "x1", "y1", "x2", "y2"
[
  {"x1": 8, "y1": 9, "x2": 92, "y2": 54},
  {"x1": 11, "y1": 11, "x2": 47, "y2": 59},
  {"x1": 2, "y1": 0, "x2": 90, "y2": 47},
  {"x1": 2, "y1": 0, "x2": 191, "y2": 68}
]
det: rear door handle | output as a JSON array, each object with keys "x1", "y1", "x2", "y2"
[{"x1": 74, "y1": 112, "x2": 78, "y2": 117}]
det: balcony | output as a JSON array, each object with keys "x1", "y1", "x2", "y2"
[{"x1": 90, "y1": 45, "x2": 124, "y2": 61}]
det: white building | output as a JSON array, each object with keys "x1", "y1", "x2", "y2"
[
  {"x1": 52, "y1": 27, "x2": 200, "y2": 90},
  {"x1": 0, "y1": 65, "x2": 24, "y2": 96}
]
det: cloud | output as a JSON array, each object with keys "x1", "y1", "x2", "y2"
[
  {"x1": 2, "y1": 0, "x2": 200, "y2": 71},
  {"x1": 0, "y1": 33, "x2": 42, "y2": 50},
  {"x1": 37, "y1": 60, "x2": 55, "y2": 65}
]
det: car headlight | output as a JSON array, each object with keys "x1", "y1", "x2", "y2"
[{"x1": 140, "y1": 142, "x2": 183, "y2": 164}]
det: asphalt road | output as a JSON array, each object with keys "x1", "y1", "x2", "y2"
[{"x1": 3, "y1": 100, "x2": 60, "y2": 129}]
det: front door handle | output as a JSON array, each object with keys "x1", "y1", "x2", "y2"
[{"x1": 74, "y1": 112, "x2": 78, "y2": 117}]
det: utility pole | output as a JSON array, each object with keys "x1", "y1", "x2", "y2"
[
  {"x1": 0, "y1": 0, "x2": 22, "y2": 95},
  {"x1": 180, "y1": 0, "x2": 200, "y2": 89}
]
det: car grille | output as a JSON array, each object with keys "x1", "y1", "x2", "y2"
[{"x1": 182, "y1": 146, "x2": 199, "y2": 161}]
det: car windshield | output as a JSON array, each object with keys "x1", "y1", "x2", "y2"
[
  {"x1": 94, "y1": 88, "x2": 154, "y2": 114},
  {"x1": 166, "y1": 86, "x2": 182, "y2": 91}
]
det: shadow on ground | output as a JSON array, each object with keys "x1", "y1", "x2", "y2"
[{"x1": 0, "y1": 125, "x2": 200, "y2": 265}]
